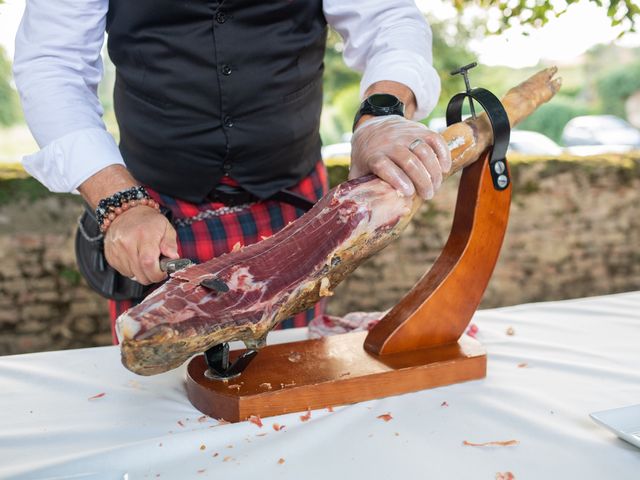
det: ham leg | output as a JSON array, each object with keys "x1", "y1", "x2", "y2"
[{"x1": 118, "y1": 68, "x2": 562, "y2": 375}]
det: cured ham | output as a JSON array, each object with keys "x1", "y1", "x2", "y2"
[{"x1": 117, "y1": 68, "x2": 562, "y2": 375}]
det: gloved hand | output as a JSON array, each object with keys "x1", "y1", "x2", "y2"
[
  {"x1": 349, "y1": 115, "x2": 451, "y2": 199},
  {"x1": 104, "y1": 206, "x2": 179, "y2": 285}
]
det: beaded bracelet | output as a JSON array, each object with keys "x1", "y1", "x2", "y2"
[{"x1": 95, "y1": 186, "x2": 160, "y2": 233}]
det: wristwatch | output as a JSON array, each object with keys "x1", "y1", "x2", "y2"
[{"x1": 352, "y1": 93, "x2": 405, "y2": 131}]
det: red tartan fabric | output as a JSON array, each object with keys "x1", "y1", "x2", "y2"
[{"x1": 108, "y1": 161, "x2": 329, "y2": 344}]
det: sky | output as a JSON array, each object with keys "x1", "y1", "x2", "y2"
[{"x1": 0, "y1": 0, "x2": 639, "y2": 67}]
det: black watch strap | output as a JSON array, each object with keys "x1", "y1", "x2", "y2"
[{"x1": 353, "y1": 93, "x2": 405, "y2": 131}]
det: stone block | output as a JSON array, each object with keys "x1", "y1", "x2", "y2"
[
  {"x1": 22, "y1": 304, "x2": 54, "y2": 321},
  {"x1": 91, "y1": 332, "x2": 114, "y2": 347},
  {"x1": 0, "y1": 309, "x2": 19, "y2": 325},
  {"x1": 2, "y1": 278, "x2": 28, "y2": 295},
  {"x1": 72, "y1": 316, "x2": 98, "y2": 335},
  {"x1": 16, "y1": 320, "x2": 47, "y2": 334},
  {"x1": 68, "y1": 300, "x2": 107, "y2": 319}
]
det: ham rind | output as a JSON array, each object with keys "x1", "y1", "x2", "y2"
[{"x1": 118, "y1": 68, "x2": 562, "y2": 376}]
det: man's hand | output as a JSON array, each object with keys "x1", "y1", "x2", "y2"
[
  {"x1": 349, "y1": 115, "x2": 451, "y2": 199},
  {"x1": 104, "y1": 205, "x2": 179, "y2": 285},
  {"x1": 78, "y1": 164, "x2": 180, "y2": 285}
]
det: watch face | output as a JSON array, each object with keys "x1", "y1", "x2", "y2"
[{"x1": 368, "y1": 94, "x2": 401, "y2": 109}]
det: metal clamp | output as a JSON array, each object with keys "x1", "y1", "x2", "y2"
[
  {"x1": 447, "y1": 64, "x2": 511, "y2": 191},
  {"x1": 203, "y1": 342, "x2": 258, "y2": 380}
]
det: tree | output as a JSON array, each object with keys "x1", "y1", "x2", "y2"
[
  {"x1": 454, "y1": 0, "x2": 639, "y2": 33},
  {"x1": 0, "y1": 46, "x2": 21, "y2": 127},
  {"x1": 597, "y1": 61, "x2": 640, "y2": 118}
]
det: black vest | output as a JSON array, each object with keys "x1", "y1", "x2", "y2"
[{"x1": 106, "y1": 0, "x2": 327, "y2": 203}]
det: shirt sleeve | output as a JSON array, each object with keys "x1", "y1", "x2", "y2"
[
  {"x1": 323, "y1": 0, "x2": 441, "y2": 120},
  {"x1": 13, "y1": 0, "x2": 125, "y2": 193}
]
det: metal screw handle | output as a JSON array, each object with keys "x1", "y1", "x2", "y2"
[{"x1": 450, "y1": 62, "x2": 478, "y2": 118}]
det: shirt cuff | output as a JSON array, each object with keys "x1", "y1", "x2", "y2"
[
  {"x1": 21, "y1": 128, "x2": 125, "y2": 193},
  {"x1": 360, "y1": 50, "x2": 441, "y2": 121}
]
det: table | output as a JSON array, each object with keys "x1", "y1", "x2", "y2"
[{"x1": 1, "y1": 292, "x2": 639, "y2": 479}]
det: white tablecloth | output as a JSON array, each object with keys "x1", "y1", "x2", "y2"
[{"x1": 1, "y1": 292, "x2": 639, "y2": 479}]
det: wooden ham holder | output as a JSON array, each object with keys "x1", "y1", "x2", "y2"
[{"x1": 185, "y1": 140, "x2": 512, "y2": 422}]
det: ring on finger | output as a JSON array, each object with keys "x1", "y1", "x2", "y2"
[{"x1": 408, "y1": 138, "x2": 424, "y2": 152}]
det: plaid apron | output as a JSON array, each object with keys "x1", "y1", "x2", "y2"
[{"x1": 108, "y1": 160, "x2": 329, "y2": 343}]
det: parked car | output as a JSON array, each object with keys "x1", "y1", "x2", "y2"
[
  {"x1": 562, "y1": 115, "x2": 640, "y2": 150},
  {"x1": 508, "y1": 130, "x2": 564, "y2": 156}
]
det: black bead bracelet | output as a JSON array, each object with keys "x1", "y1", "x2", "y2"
[{"x1": 95, "y1": 186, "x2": 159, "y2": 233}]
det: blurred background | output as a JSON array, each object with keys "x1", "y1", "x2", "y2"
[{"x1": 0, "y1": 0, "x2": 639, "y2": 355}]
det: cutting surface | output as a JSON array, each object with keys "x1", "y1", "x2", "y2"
[{"x1": 1, "y1": 292, "x2": 639, "y2": 479}]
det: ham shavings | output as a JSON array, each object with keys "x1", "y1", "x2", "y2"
[
  {"x1": 463, "y1": 440, "x2": 519, "y2": 447},
  {"x1": 88, "y1": 392, "x2": 106, "y2": 401},
  {"x1": 466, "y1": 323, "x2": 479, "y2": 338},
  {"x1": 496, "y1": 472, "x2": 516, "y2": 480},
  {"x1": 248, "y1": 415, "x2": 263, "y2": 428},
  {"x1": 287, "y1": 352, "x2": 302, "y2": 363},
  {"x1": 300, "y1": 410, "x2": 312, "y2": 422},
  {"x1": 377, "y1": 413, "x2": 393, "y2": 422}
]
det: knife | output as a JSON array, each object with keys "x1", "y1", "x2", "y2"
[
  {"x1": 159, "y1": 257, "x2": 194, "y2": 274},
  {"x1": 158, "y1": 256, "x2": 229, "y2": 292}
]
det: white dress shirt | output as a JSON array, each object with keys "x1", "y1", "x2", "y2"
[{"x1": 13, "y1": 0, "x2": 441, "y2": 194}]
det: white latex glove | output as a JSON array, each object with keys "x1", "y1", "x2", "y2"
[{"x1": 349, "y1": 115, "x2": 451, "y2": 199}]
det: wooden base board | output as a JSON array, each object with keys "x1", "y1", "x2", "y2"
[{"x1": 185, "y1": 331, "x2": 486, "y2": 422}]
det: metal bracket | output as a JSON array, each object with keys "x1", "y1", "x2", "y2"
[
  {"x1": 448, "y1": 63, "x2": 511, "y2": 191},
  {"x1": 450, "y1": 62, "x2": 479, "y2": 119},
  {"x1": 446, "y1": 87, "x2": 511, "y2": 191},
  {"x1": 203, "y1": 343, "x2": 258, "y2": 380}
]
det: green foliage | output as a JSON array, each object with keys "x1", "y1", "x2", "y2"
[
  {"x1": 321, "y1": 19, "x2": 478, "y2": 143},
  {"x1": 0, "y1": 46, "x2": 21, "y2": 127},
  {"x1": 455, "y1": 0, "x2": 639, "y2": 33},
  {"x1": 320, "y1": 30, "x2": 363, "y2": 144},
  {"x1": 518, "y1": 96, "x2": 593, "y2": 144},
  {"x1": 322, "y1": 30, "x2": 361, "y2": 106},
  {"x1": 429, "y1": 19, "x2": 477, "y2": 116},
  {"x1": 59, "y1": 267, "x2": 82, "y2": 287},
  {"x1": 596, "y1": 61, "x2": 640, "y2": 118},
  {"x1": 0, "y1": 177, "x2": 51, "y2": 206}
]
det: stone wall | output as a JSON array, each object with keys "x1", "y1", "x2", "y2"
[
  {"x1": 1, "y1": 155, "x2": 639, "y2": 356},
  {"x1": 328, "y1": 155, "x2": 640, "y2": 315}
]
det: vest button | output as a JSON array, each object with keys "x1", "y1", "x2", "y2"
[
  {"x1": 215, "y1": 12, "x2": 227, "y2": 24},
  {"x1": 223, "y1": 162, "x2": 232, "y2": 172},
  {"x1": 221, "y1": 64, "x2": 232, "y2": 76},
  {"x1": 224, "y1": 116, "x2": 234, "y2": 128}
]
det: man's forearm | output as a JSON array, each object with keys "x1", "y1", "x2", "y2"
[
  {"x1": 355, "y1": 81, "x2": 417, "y2": 130},
  {"x1": 78, "y1": 165, "x2": 140, "y2": 209}
]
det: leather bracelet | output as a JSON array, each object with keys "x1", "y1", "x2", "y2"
[{"x1": 95, "y1": 186, "x2": 160, "y2": 233}]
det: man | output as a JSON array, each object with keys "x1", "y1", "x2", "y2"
[{"x1": 14, "y1": 0, "x2": 450, "y2": 336}]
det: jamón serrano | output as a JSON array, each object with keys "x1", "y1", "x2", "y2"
[{"x1": 118, "y1": 68, "x2": 562, "y2": 375}]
